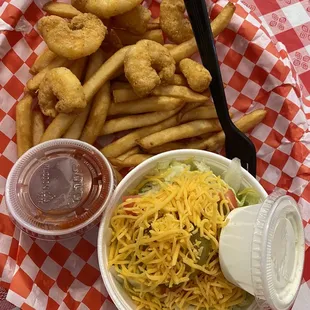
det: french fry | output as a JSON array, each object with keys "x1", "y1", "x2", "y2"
[
  {"x1": 147, "y1": 22, "x2": 161, "y2": 30},
  {"x1": 169, "y1": 38, "x2": 197, "y2": 63},
  {"x1": 26, "y1": 56, "x2": 72, "y2": 92},
  {"x1": 166, "y1": 74, "x2": 187, "y2": 86},
  {"x1": 69, "y1": 57, "x2": 88, "y2": 81},
  {"x1": 109, "y1": 154, "x2": 152, "y2": 168},
  {"x1": 113, "y1": 169, "x2": 124, "y2": 182},
  {"x1": 114, "y1": 29, "x2": 164, "y2": 45},
  {"x1": 211, "y1": 2, "x2": 236, "y2": 37},
  {"x1": 64, "y1": 49, "x2": 111, "y2": 139},
  {"x1": 43, "y1": 2, "x2": 81, "y2": 18},
  {"x1": 152, "y1": 85, "x2": 210, "y2": 103},
  {"x1": 199, "y1": 133, "x2": 214, "y2": 140},
  {"x1": 101, "y1": 113, "x2": 181, "y2": 158},
  {"x1": 169, "y1": 3, "x2": 235, "y2": 62},
  {"x1": 116, "y1": 147, "x2": 140, "y2": 161},
  {"x1": 62, "y1": 111, "x2": 88, "y2": 140},
  {"x1": 151, "y1": 17, "x2": 160, "y2": 23},
  {"x1": 29, "y1": 48, "x2": 57, "y2": 74},
  {"x1": 147, "y1": 133, "x2": 214, "y2": 154},
  {"x1": 40, "y1": 113, "x2": 77, "y2": 143},
  {"x1": 113, "y1": 88, "x2": 139, "y2": 103},
  {"x1": 179, "y1": 105, "x2": 218, "y2": 123},
  {"x1": 80, "y1": 81, "x2": 111, "y2": 144},
  {"x1": 137, "y1": 119, "x2": 221, "y2": 149},
  {"x1": 179, "y1": 102, "x2": 205, "y2": 117},
  {"x1": 84, "y1": 49, "x2": 108, "y2": 82},
  {"x1": 16, "y1": 94, "x2": 33, "y2": 157},
  {"x1": 32, "y1": 110, "x2": 45, "y2": 146},
  {"x1": 164, "y1": 44, "x2": 177, "y2": 50},
  {"x1": 147, "y1": 17, "x2": 160, "y2": 30},
  {"x1": 112, "y1": 5, "x2": 151, "y2": 35},
  {"x1": 187, "y1": 110, "x2": 267, "y2": 151},
  {"x1": 41, "y1": 46, "x2": 131, "y2": 142},
  {"x1": 147, "y1": 142, "x2": 185, "y2": 154},
  {"x1": 108, "y1": 97, "x2": 184, "y2": 115},
  {"x1": 83, "y1": 46, "x2": 131, "y2": 102},
  {"x1": 101, "y1": 109, "x2": 181, "y2": 135},
  {"x1": 111, "y1": 81, "x2": 132, "y2": 90}
]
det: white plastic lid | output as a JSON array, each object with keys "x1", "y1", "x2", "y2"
[{"x1": 251, "y1": 190, "x2": 305, "y2": 310}]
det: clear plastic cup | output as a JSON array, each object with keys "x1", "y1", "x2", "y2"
[
  {"x1": 219, "y1": 190, "x2": 305, "y2": 310},
  {"x1": 5, "y1": 139, "x2": 117, "y2": 240},
  {"x1": 97, "y1": 150, "x2": 276, "y2": 310}
]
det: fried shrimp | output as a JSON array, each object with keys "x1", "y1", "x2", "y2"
[
  {"x1": 38, "y1": 67, "x2": 86, "y2": 117},
  {"x1": 72, "y1": 0, "x2": 142, "y2": 19},
  {"x1": 179, "y1": 58, "x2": 212, "y2": 92},
  {"x1": 160, "y1": 0, "x2": 193, "y2": 44},
  {"x1": 38, "y1": 13, "x2": 107, "y2": 60},
  {"x1": 112, "y1": 5, "x2": 151, "y2": 35},
  {"x1": 124, "y1": 40, "x2": 176, "y2": 97}
]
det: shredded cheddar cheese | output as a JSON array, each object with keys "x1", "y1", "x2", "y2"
[{"x1": 109, "y1": 167, "x2": 246, "y2": 310}]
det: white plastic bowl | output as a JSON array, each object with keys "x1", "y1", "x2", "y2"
[{"x1": 97, "y1": 150, "x2": 268, "y2": 310}]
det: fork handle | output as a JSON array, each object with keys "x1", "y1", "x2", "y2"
[{"x1": 184, "y1": 0, "x2": 233, "y2": 133}]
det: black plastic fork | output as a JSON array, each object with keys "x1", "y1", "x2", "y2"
[{"x1": 184, "y1": 0, "x2": 257, "y2": 177}]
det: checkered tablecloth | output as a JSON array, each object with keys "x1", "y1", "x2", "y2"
[{"x1": 0, "y1": 0, "x2": 310, "y2": 309}]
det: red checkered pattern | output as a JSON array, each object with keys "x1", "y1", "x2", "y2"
[
  {"x1": 240, "y1": 0, "x2": 310, "y2": 103},
  {"x1": 1, "y1": 0, "x2": 310, "y2": 309}
]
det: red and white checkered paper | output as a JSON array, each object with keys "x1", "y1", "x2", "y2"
[{"x1": 0, "y1": 0, "x2": 310, "y2": 309}]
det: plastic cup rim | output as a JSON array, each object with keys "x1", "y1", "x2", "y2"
[{"x1": 5, "y1": 139, "x2": 115, "y2": 237}]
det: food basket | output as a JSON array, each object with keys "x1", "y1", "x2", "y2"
[{"x1": 0, "y1": 0, "x2": 309, "y2": 309}]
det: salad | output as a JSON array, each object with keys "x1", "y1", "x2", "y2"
[{"x1": 108, "y1": 158, "x2": 260, "y2": 310}]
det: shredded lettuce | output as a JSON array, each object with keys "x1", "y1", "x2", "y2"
[
  {"x1": 140, "y1": 159, "x2": 260, "y2": 208},
  {"x1": 164, "y1": 161, "x2": 189, "y2": 182},
  {"x1": 223, "y1": 158, "x2": 242, "y2": 193},
  {"x1": 139, "y1": 182, "x2": 160, "y2": 194},
  {"x1": 237, "y1": 187, "x2": 261, "y2": 207},
  {"x1": 232, "y1": 293, "x2": 255, "y2": 309},
  {"x1": 192, "y1": 160, "x2": 211, "y2": 172}
]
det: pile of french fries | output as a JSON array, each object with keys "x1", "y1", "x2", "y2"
[{"x1": 16, "y1": 1, "x2": 267, "y2": 170}]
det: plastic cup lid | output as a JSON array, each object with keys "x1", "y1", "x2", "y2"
[
  {"x1": 5, "y1": 139, "x2": 116, "y2": 238},
  {"x1": 251, "y1": 190, "x2": 305, "y2": 310}
]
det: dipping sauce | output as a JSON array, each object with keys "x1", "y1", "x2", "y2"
[{"x1": 5, "y1": 139, "x2": 117, "y2": 240}]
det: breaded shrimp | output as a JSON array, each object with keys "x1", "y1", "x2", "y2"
[
  {"x1": 38, "y1": 67, "x2": 86, "y2": 117},
  {"x1": 160, "y1": 0, "x2": 193, "y2": 44},
  {"x1": 124, "y1": 40, "x2": 176, "y2": 97},
  {"x1": 112, "y1": 5, "x2": 151, "y2": 35},
  {"x1": 179, "y1": 58, "x2": 212, "y2": 93},
  {"x1": 38, "y1": 13, "x2": 106, "y2": 60}
]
